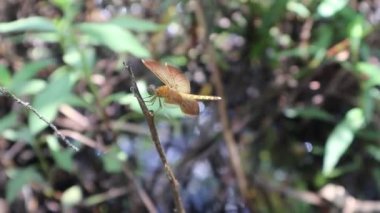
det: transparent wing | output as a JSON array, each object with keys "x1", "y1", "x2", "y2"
[{"x1": 142, "y1": 59, "x2": 190, "y2": 93}]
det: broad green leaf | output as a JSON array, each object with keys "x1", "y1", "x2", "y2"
[
  {"x1": 0, "y1": 16, "x2": 55, "y2": 33},
  {"x1": 6, "y1": 167, "x2": 43, "y2": 203},
  {"x1": 323, "y1": 108, "x2": 365, "y2": 176},
  {"x1": 0, "y1": 65, "x2": 11, "y2": 86},
  {"x1": 110, "y1": 16, "x2": 165, "y2": 32},
  {"x1": 10, "y1": 59, "x2": 53, "y2": 94},
  {"x1": 27, "y1": 32, "x2": 60, "y2": 43},
  {"x1": 28, "y1": 73, "x2": 72, "y2": 135},
  {"x1": 61, "y1": 185, "x2": 82, "y2": 207},
  {"x1": 49, "y1": 65, "x2": 80, "y2": 85},
  {"x1": 17, "y1": 79, "x2": 46, "y2": 96},
  {"x1": 65, "y1": 94, "x2": 91, "y2": 108},
  {"x1": 76, "y1": 23, "x2": 150, "y2": 57},
  {"x1": 317, "y1": 0, "x2": 349, "y2": 18},
  {"x1": 62, "y1": 47, "x2": 95, "y2": 70}
]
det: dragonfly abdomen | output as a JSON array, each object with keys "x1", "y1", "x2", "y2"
[{"x1": 180, "y1": 93, "x2": 222, "y2": 101}]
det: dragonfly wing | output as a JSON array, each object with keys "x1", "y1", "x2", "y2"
[
  {"x1": 179, "y1": 98, "x2": 199, "y2": 115},
  {"x1": 165, "y1": 64, "x2": 190, "y2": 93},
  {"x1": 142, "y1": 59, "x2": 190, "y2": 93}
]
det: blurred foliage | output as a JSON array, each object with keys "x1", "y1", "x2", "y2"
[{"x1": 0, "y1": 0, "x2": 380, "y2": 212}]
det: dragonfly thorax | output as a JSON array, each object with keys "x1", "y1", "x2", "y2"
[{"x1": 155, "y1": 85, "x2": 182, "y2": 104}]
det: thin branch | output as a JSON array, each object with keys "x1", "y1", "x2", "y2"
[
  {"x1": 60, "y1": 130, "x2": 106, "y2": 151},
  {"x1": 0, "y1": 86, "x2": 79, "y2": 151},
  {"x1": 122, "y1": 165, "x2": 159, "y2": 213},
  {"x1": 207, "y1": 46, "x2": 250, "y2": 202},
  {"x1": 191, "y1": 1, "x2": 251, "y2": 207},
  {"x1": 124, "y1": 63, "x2": 185, "y2": 213}
]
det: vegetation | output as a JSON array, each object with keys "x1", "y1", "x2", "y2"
[{"x1": 0, "y1": 0, "x2": 380, "y2": 212}]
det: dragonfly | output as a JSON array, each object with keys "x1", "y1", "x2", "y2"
[{"x1": 141, "y1": 59, "x2": 222, "y2": 115}]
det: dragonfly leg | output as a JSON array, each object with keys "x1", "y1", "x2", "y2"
[{"x1": 144, "y1": 95, "x2": 157, "y2": 106}]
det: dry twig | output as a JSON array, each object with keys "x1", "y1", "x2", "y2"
[
  {"x1": 207, "y1": 47, "x2": 250, "y2": 201},
  {"x1": 124, "y1": 62, "x2": 185, "y2": 213},
  {"x1": 190, "y1": 1, "x2": 251, "y2": 207},
  {"x1": 0, "y1": 86, "x2": 79, "y2": 151}
]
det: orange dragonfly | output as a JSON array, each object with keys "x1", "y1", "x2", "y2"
[{"x1": 142, "y1": 59, "x2": 221, "y2": 115}]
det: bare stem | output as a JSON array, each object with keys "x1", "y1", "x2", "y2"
[
  {"x1": 192, "y1": 0, "x2": 251, "y2": 206},
  {"x1": 206, "y1": 46, "x2": 251, "y2": 206},
  {"x1": 0, "y1": 87, "x2": 79, "y2": 151},
  {"x1": 124, "y1": 63, "x2": 185, "y2": 213}
]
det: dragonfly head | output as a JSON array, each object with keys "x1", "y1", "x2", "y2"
[{"x1": 147, "y1": 84, "x2": 157, "y2": 96}]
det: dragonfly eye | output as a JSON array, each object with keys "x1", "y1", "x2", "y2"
[{"x1": 147, "y1": 84, "x2": 156, "y2": 96}]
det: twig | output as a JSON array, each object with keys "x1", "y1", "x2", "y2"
[
  {"x1": 207, "y1": 46, "x2": 250, "y2": 201},
  {"x1": 60, "y1": 130, "x2": 106, "y2": 151},
  {"x1": 122, "y1": 165, "x2": 158, "y2": 213},
  {"x1": 0, "y1": 87, "x2": 79, "y2": 151},
  {"x1": 124, "y1": 62, "x2": 185, "y2": 213},
  {"x1": 191, "y1": 0, "x2": 251, "y2": 207}
]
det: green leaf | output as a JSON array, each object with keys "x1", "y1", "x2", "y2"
[
  {"x1": 27, "y1": 32, "x2": 60, "y2": 43},
  {"x1": 51, "y1": 0, "x2": 75, "y2": 11},
  {"x1": 15, "y1": 127, "x2": 33, "y2": 143},
  {"x1": 65, "y1": 94, "x2": 91, "y2": 108},
  {"x1": 0, "y1": 16, "x2": 56, "y2": 33},
  {"x1": 317, "y1": 0, "x2": 349, "y2": 18},
  {"x1": 110, "y1": 16, "x2": 165, "y2": 32},
  {"x1": 16, "y1": 79, "x2": 46, "y2": 96},
  {"x1": 28, "y1": 73, "x2": 72, "y2": 135},
  {"x1": 349, "y1": 16, "x2": 366, "y2": 61},
  {"x1": 355, "y1": 62, "x2": 380, "y2": 87},
  {"x1": 2, "y1": 127, "x2": 33, "y2": 143},
  {"x1": 284, "y1": 107, "x2": 334, "y2": 122},
  {"x1": 61, "y1": 185, "x2": 82, "y2": 207},
  {"x1": 287, "y1": 1, "x2": 310, "y2": 18},
  {"x1": 62, "y1": 47, "x2": 95, "y2": 70},
  {"x1": 10, "y1": 59, "x2": 54, "y2": 94},
  {"x1": 366, "y1": 145, "x2": 380, "y2": 162},
  {"x1": 309, "y1": 25, "x2": 332, "y2": 68},
  {"x1": 0, "y1": 65, "x2": 11, "y2": 86},
  {"x1": 102, "y1": 147, "x2": 126, "y2": 173},
  {"x1": 6, "y1": 167, "x2": 43, "y2": 203},
  {"x1": 323, "y1": 108, "x2": 365, "y2": 176},
  {"x1": 76, "y1": 23, "x2": 150, "y2": 57}
]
